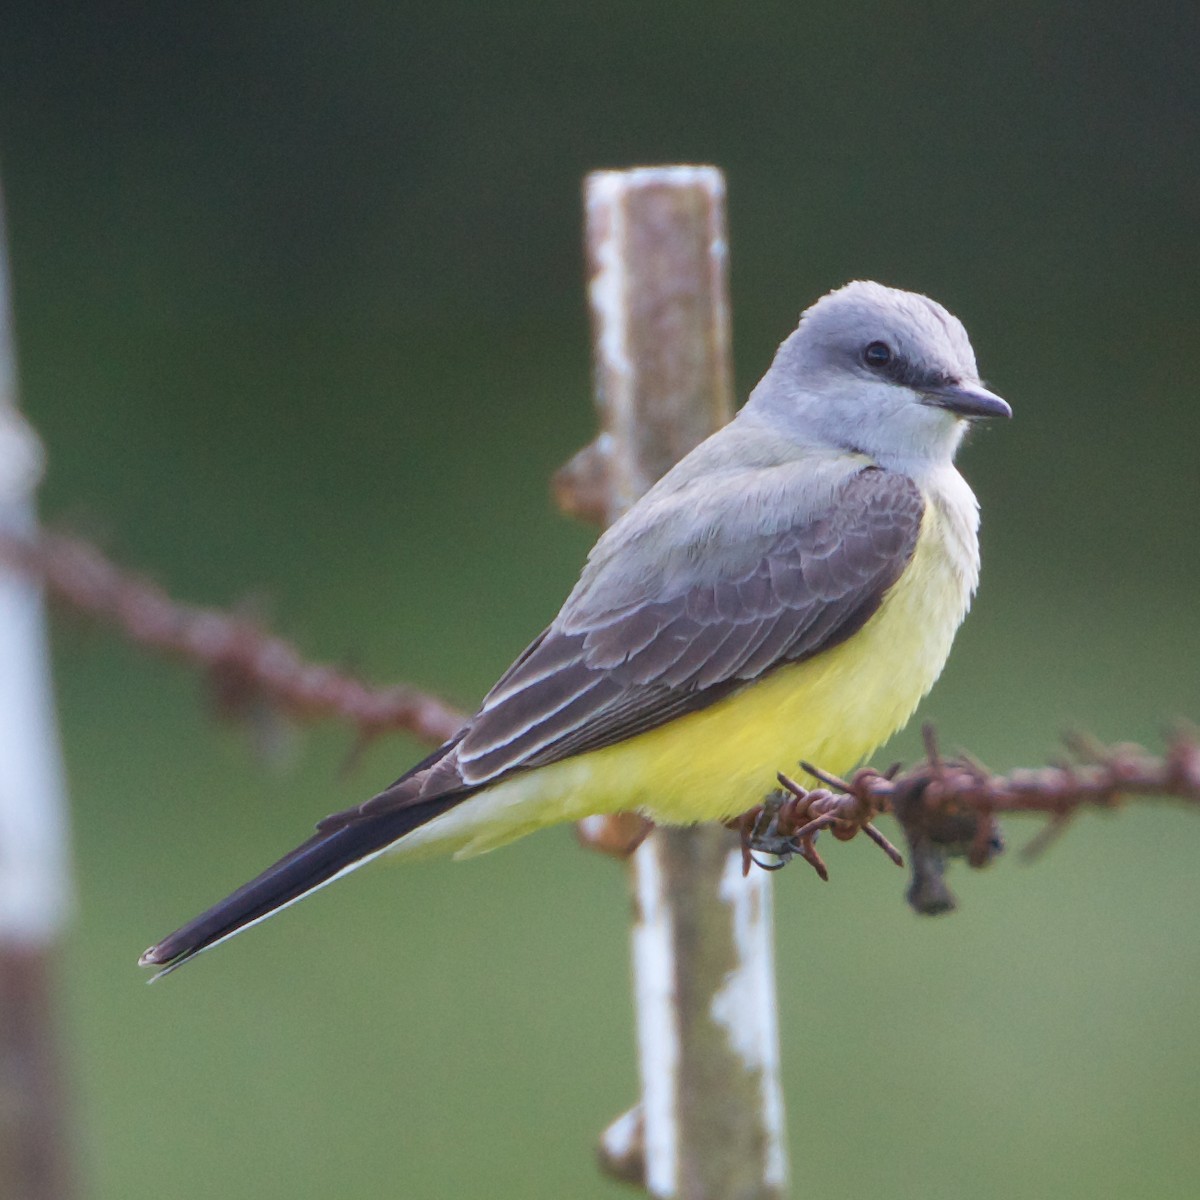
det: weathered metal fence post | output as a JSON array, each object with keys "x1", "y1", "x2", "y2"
[
  {"x1": 556, "y1": 166, "x2": 789, "y2": 1200},
  {"x1": 0, "y1": 180, "x2": 76, "y2": 1200}
]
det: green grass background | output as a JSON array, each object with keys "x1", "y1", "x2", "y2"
[{"x1": 2, "y1": 3, "x2": 1198, "y2": 1197}]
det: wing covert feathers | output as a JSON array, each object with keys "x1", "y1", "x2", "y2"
[{"x1": 455, "y1": 466, "x2": 923, "y2": 786}]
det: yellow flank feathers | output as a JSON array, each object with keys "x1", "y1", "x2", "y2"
[{"x1": 398, "y1": 477, "x2": 977, "y2": 860}]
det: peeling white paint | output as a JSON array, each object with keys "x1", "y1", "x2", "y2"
[
  {"x1": 632, "y1": 838, "x2": 680, "y2": 1197},
  {"x1": 0, "y1": 416, "x2": 71, "y2": 945},
  {"x1": 575, "y1": 813, "x2": 613, "y2": 846},
  {"x1": 712, "y1": 848, "x2": 790, "y2": 1190},
  {"x1": 586, "y1": 172, "x2": 639, "y2": 512},
  {"x1": 599, "y1": 1103, "x2": 642, "y2": 1163},
  {"x1": 0, "y1": 411, "x2": 42, "y2": 504},
  {"x1": 603, "y1": 164, "x2": 724, "y2": 192},
  {"x1": 586, "y1": 171, "x2": 633, "y2": 382}
]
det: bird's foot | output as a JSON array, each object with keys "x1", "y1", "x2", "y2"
[
  {"x1": 734, "y1": 789, "x2": 830, "y2": 880},
  {"x1": 732, "y1": 767, "x2": 905, "y2": 881}
]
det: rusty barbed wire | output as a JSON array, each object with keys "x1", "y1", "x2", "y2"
[
  {"x1": 733, "y1": 724, "x2": 1200, "y2": 913},
  {"x1": 0, "y1": 531, "x2": 467, "y2": 747},
  {"x1": 4, "y1": 530, "x2": 1198, "y2": 911}
]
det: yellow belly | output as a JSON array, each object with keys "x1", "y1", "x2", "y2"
[{"x1": 400, "y1": 502, "x2": 973, "y2": 859}]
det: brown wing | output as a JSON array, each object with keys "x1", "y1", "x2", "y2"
[
  {"x1": 451, "y1": 466, "x2": 924, "y2": 786},
  {"x1": 329, "y1": 466, "x2": 922, "y2": 828}
]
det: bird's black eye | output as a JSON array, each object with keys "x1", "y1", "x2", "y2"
[{"x1": 863, "y1": 341, "x2": 892, "y2": 369}]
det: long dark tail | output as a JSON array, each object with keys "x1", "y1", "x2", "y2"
[{"x1": 139, "y1": 793, "x2": 461, "y2": 978}]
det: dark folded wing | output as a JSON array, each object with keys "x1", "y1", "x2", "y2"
[{"x1": 449, "y1": 466, "x2": 924, "y2": 788}]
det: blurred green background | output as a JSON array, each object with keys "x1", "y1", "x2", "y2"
[{"x1": 2, "y1": 3, "x2": 1198, "y2": 1197}]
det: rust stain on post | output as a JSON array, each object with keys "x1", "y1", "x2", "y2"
[{"x1": 0, "y1": 948, "x2": 74, "y2": 1200}]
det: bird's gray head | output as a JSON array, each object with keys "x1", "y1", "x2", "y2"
[{"x1": 743, "y1": 281, "x2": 1011, "y2": 472}]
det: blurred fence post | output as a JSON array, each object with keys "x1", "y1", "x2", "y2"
[
  {"x1": 555, "y1": 166, "x2": 789, "y2": 1200},
  {"x1": 0, "y1": 182, "x2": 76, "y2": 1200}
]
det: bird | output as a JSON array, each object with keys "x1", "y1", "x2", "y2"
[{"x1": 141, "y1": 280, "x2": 1010, "y2": 976}]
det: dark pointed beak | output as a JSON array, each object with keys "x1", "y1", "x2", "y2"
[{"x1": 922, "y1": 381, "x2": 1012, "y2": 420}]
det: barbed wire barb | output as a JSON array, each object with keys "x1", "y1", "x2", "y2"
[{"x1": 733, "y1": 727, "x2": 1200, "y2": 913}]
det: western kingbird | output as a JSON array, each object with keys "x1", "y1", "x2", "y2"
[{"x1": 142, "y1": 280, "x2": 1010, "y2": 975}]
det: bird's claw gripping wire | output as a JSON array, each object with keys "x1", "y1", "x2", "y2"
[{"x1": 733, "y1": 769, "x2": 904, "y2": 880}]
